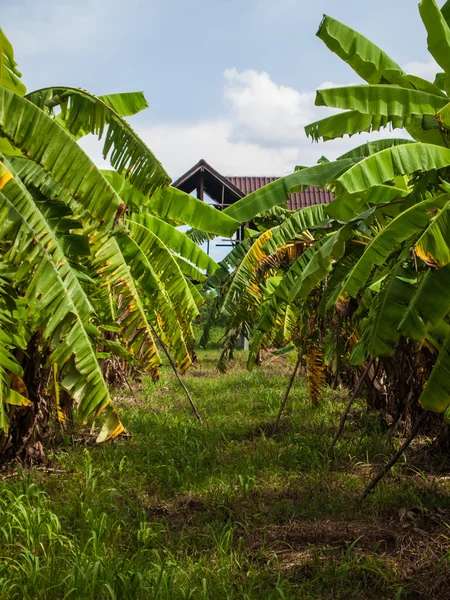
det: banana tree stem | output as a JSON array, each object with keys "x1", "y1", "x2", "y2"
[
  {"x1": 272, "y1": 340, "x2": 308, "y2": 435},
  {"x1": 150, "y1": 324, "x2": 202, "y2": 423},
  {"x1": 361, "y1": 412, "x2": 426, "y2": 501},
  {"x1": 329, "y1": 357, "x2": 376, "y2": 452}
]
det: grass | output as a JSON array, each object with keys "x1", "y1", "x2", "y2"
[{"x1": 1, "y1": 349, "x2": 450, "y2": 598}]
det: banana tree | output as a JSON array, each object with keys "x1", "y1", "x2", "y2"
[{"x1": 0, "y1": 28, "x2": 242, "y2": 458}]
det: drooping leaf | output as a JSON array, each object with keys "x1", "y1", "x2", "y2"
[
  {"x1": 288, "y1": 227, "x2": 351, "y2": 302},
  {"x1": 149, "y1": 186, "x2": 240, "y2": 237},
  {"x1": 336, "y1": 139, "x2": 414, "y2": 161},
  {"x1": 339, "y1": 195, "x2": 448, "y2": 298},
  {"x1": 223, "y1": 159, "x2": 355, "y2": 224},
  {"x1": 0, "y1": 87, "x2": 123, "y2": 225},
  {"x1": 338, "y1": 143, "x2": 450, "y2": 193},
  {"x1": 350, "y1": 265, "x2": 415, "y2": 364},
  {"x1": 129, "y1": 213, "x2": 219, "y2": 274},
  {"x1": 0, "y1": 162, "x2": 120, "y2": 428},
  {"x1": 400, "y1": 265, "x2": 450, "y2": 340},
  {"x1": 26, "y1": 87, "x2": 170, "y2": 196},
  {"x1": 306, "y1": 110, "x2": 408, "y2": 142},
  {"x1": 315, "y1": 85, "x2": 447, "y2": 121}
]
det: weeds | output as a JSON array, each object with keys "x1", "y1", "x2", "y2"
[{"x1": 0, "y1": 350, "x2": 450, "y2": 598}]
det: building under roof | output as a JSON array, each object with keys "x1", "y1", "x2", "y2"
[{"x1": 172, "y1": 159, "x2": 334, "y2": 212}]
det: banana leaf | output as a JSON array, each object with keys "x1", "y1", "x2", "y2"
[{"x1": 338, "y1": 143, "x2": 450, "y2": 193}]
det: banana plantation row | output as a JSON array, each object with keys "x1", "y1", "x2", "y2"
[{"x1": 2, "y1": 0, "x2": 450, "y2": 471}]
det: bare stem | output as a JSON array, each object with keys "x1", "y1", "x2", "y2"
[
  {"x1": 150, "y1": 324, "x2": 202, "y2": 423},
  {"x1": 361, "y1": 412, "x2": 426, "y2": 501},
  {"x1": 329, "y1": 357, "x2": 376, "y2": 452},
  {"x1": 272, "y1": 340, "x2": 307, "y2": 435}
]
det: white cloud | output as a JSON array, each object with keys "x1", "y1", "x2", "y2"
[
  {"x1": 224, "y1": 68, "x2": 317, "y2": 147},
  {"x1": 404, "y1": 58, "x2": 440, "y2": 81},
  {"x1": 81, "y1": 67, "x2": 408, "y2": 179}
]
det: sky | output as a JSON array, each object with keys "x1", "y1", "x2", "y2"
[{"x1": 3, "y1": 0, "x2": 440, "y2": 182}]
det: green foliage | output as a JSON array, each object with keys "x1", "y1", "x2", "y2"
[
  {"x1": 0, "y1": 28, "x2": 224, "y2": 444},
  {"x1": 0, "y1": 352, "x2": 447, "y2": 599}
]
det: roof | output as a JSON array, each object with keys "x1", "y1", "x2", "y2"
[
  {"x1": 227, "y1": 176, "x2": 333, "y2": 210},
  {"x1": 172, "y1": 159, "x2": 244, "y2": 207},
  {"x1": 172, "y1": 159, "x2": 334, "y2": 211}
]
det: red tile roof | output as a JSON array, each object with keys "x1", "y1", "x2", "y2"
[
  {"x1": 172, "y1": 160, "x2": 334, "y2": 212},
  {"x1": 227, "y1": 176, "x2": 334, "y2": 211}
]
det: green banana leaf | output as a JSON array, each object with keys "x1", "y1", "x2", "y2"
[
  {"x1": 350, "y1": 265, "x2": 416, "y2": 364},
  {"x1": 288, "y1": 227, "x2": 351, "y2": 302},
  {"x1": 128, "y1": 213, "x2": 218, "y2": 274},
  {"x1": 25, "y1": 87, "x2": 170, "y2": 196},
  {"x1": 326, "y1": 185, "x2": 409, "y2": 222},
  {"x1": 337, "y1": 139, "x2": 414, "y2": 161},
  {"x1": 0, "y1": 28, "x2": 26, "y2": 95},
  {"x1": 316, "y1": 15, "x2": 404, "y2": 84},
  {"x1": 400, "y1": 265, "x2": 450, "y2": 340},
  {"x1": 0, "y1": 162, "x2": 120, "y2": 434},
  {"x1": 315, "y1": 85, "x2": 447, "y2": 120},
  {"x1": 340, "y1": 195, "x2": 449, "y2": 298},
  {"x1": 442, "y1": 0, "x2": 450, "y2": 26},
  {"x1": 306, "y1": 110, "x2": 407, "y2": 142},
  {"x1": 223, "y1": 159, "x2": 355, "y2": 224},
  {"x1": 419, "y1": 0, "x2": 450, "y2": 95},
  {"x1": 317, "y1": 14, "x2": 445, "y2": 96},
  {"x1": 149, "y1": 186, "x2": 240, "y2": 237},
  {"x1": 0, "y1": 87, "x2": 124, "y2": 225},
  {"x1": 419, "y1": 330, "x2": 450, "y2": 416},
  {"x1": 338, "y1": 143, "x2": 450, "y2": 193}
]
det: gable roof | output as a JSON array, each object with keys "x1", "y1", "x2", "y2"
[{"x1": 172, "y1": 159, "x2": 334, "y2": 211}]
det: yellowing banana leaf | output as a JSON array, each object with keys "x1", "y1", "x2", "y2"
[
  {"x1": 96, "y1": 405, "x2": 125, "y2": 443},
  {"x1": 93, "y1": 234, "x2": 163, "y2": 376},
  {"x1": 415, "y1": 199, "x2": 450, "y2": 267},
  {"x1": 7, "y1": 389, "x2": 31, "y2": 407},
  {"x1": 263, "y1": 204, "x2": 327, "y2": 254}
]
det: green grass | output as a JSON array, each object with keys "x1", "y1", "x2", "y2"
[{"x1": 1, "y1": 350, "x2": 450, "y2": 599}]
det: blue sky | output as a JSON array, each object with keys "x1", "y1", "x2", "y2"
[{"x1": 3, "y1": 0, "x2": 438, "y2": 181}]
